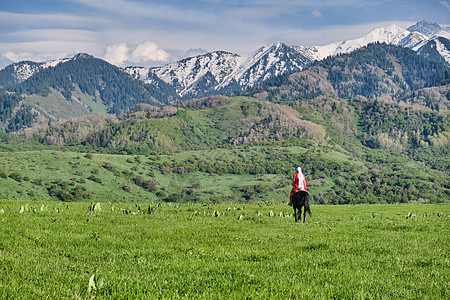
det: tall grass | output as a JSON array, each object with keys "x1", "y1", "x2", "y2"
[{"x1": 0, "y1": 201, "x2": 448, "y2": 299}]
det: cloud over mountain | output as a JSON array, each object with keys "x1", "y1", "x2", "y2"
[{"x1": 104, "y1": 41, "x2": 170, "y2": 66}]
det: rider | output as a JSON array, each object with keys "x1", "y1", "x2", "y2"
[{"x1": 289, "y1": 167, "x2": 307, "y2": 206}]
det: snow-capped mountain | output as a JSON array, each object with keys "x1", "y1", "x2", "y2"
[
  {"x1": 216, "y1": 42, "x2": 312, "y2": 91},
  {"x1": 124, "y1": 21, "x2": 449, "y2": 97},
  {"x1": 0, "y1": 58, "x2": 70, "y2": 87},
  {"x1": 124, "y1": 42, "x2": 313, "y2": 97},
  {"x1": 2, "y1": 20, "x2": 449, "y2": 98},
  {"x1": 124, "y1": 51, "x2": 242, "y2": 96},
  {"x1": 313, "y1": 24, "x2": 429, "y2": 60},
  {"x1": 154, "y1": 51, "x2": 241, "y2": 96},
  {"x1": 407, "y1": 20, "x2": 450, "y2": 38},
  {"x1": 298, "y1": 20, "x2": 450, "y2": 62}
]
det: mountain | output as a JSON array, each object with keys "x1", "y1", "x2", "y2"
[
  {"x1": 2, "y1": 21, "x2": 449, "y2": 100},
  {"x1": 407, "y1": 20, "x2": 450, "y2": 37},
  {"x1": 1, "y1": 44, "x2": 448, "y2": 205},
  {"x1": 405, "y1": 21, "x2": 450, "y2": 66},
  {"x1": 29, "y1": 44, "x2": 450, "y2": 156},
  {"x1": 244, "y1": 43, "x2": 450, "y2": 108},
  {"x1": 123, "y1": 21, "x2": 449, "y2": 98},
  {"x1": 216, "y1": 42, "x2": 312, "y2": 91},
  {"x1": 125, "y1": 51, "x2": 241, "y2": 97},
  {"x1": 310, "y1": 24, "x2": 428, "y2": 60},
  {"x1": 417, "y1": 36, "x2": 450, "y2": 64},
  {"x1": 308, "y1": 21, "x2": 450, "y2": 62},
  {"x1": 0, "y1": 53, "x2": 180, "y2": 132},
  {"x1": 124, "y1": 23, "x2": 436, "y2": 98},
  {"x1": 124, "y1": 43, "x2": 313, "y2": 98},
  {"x1": 0, "y1": 58, "x2": 71, "y2": 88}
]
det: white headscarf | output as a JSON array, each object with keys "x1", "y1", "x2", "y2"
[{"x1": 297, "y1": 167, "x2": 305, "y2": 190}]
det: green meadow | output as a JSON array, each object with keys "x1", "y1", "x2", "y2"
[
  {"x1": 0, "y1": 201, "x2": 448, "y2": 299},
  {"x1": 0, "y1": 141, "x2": 448, "y2": 298}
]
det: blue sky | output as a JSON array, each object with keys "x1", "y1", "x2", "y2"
[{"x1": 0, "y1": 0, "x2": 449, "y2": 69}]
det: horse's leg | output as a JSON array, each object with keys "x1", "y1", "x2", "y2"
[
  {"x1": 294, "y1": 208, "x2": 298, "y2": 222},
  {"x1": 299, "y1": 199, "x2": 303, "y2": 223},
  {"x1": 303, "y1": 205, "x2": 306, "y2": 223}
]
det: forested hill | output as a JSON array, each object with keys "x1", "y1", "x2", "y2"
[
  {"x1": 11, "y1": 53, "x2": 180, "y2": 114},
  {"x1": 34, "y1": 95, "x2": 449, "y2": 169},
  {"x1": 245, "y1": 43, "x2": 450, "y2": 107},
  {"x1": 2, "y1": 95, "x2": 449, "y2": 204}
]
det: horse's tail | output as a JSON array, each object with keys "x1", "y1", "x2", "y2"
[{"x1": 305, "y1": 193, "x2": 312, "y2": 216}]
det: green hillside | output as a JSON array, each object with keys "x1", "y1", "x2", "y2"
[{"x1": 1, "y1": 95, "x2": 448, "y2": 204}]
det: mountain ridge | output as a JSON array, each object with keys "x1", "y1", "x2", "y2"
[
  {"x1": 1, "y1": 20, "x2": 448, "y2": 99},
  {"x1": 124, "y1": 21, "x2": 450, "y2": 97},
  {"x1": 243, "y1": 42, "x2": 450, "y2": 109}
]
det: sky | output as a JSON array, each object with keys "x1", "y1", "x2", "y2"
[{"x1": 0, "y1": 0, "x2": 449, "y2": 69}]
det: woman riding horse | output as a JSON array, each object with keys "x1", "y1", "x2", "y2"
[
  {"x1": 289, "y1": 167, "x2": 311, "y2": 222},
  {"x1": 289, "y1": 167, "x2": 307, "y2": 206}
]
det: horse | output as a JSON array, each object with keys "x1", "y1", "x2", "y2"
[{"x1": 292, "y1": 190, "x2": 311, "y2": 223}]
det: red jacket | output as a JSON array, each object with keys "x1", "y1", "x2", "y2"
[{"x1": 290, "y1": 172, "x2": 306, "y2": 196}]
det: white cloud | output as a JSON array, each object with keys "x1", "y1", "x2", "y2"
[
  {"x1": 104, "y1": 43, "x2": 130, "y2": 65},
  {"x1": 184, "y1": 48, "x2": 209, "y2": 58},
  {"x1": 104, "y1": 41, "x2": 170, "y2": 66},
  {"x1": 312, "y1": 10, "x2": 322, "y2": 18},
  {"x1": 131, "y1": 42, "x2": 170, "y2": 62},
  {"x1": 0, "y1": 39, "x2": 105, "y2": 66},
  {"x1": 3, "y1": 51, "x2": 34, "y2": 62}
]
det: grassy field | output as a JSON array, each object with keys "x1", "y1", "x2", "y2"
[{"x1": 0, "y1": 201, "x2": 448, "y2": 299}]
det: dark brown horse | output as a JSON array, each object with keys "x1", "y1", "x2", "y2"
[{"x1": 292, "y1": 191, "x2": 311, "y2": 222}]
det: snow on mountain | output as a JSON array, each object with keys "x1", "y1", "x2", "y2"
[
  {"x1": 292, "y1": 22, "x2": 447, "y2": 65},
  {"x1": 3, "y1": 57, "x2": 72, "y2": 84},
  {"x1": 125, "y1": 42, "x2": 313, "y2": 97},
  {"x1": 217, "y1": 42, "x2": 312, "y2": 91},
  {"x1": 125, "y1": 51, "x2": 242, "y2": 96},
  {"x1": 291, "y1": 46, "x2": 321, "y2": 62},
  {"x1": 41, "y1": 57, "x2": 71, "y2": 69},
  {"x1": 2, "y1": 20, "x2": 449, "y2": 97},
  {"x1": 11, "y1": 62, "x2": 43, "y2": 82},
  {"x1": 141, "y1": 21, "x2": 444, "y2": 97},
  {"x1": 401, "y1": 31, "x2": 430, "y2": 50},
  {"x1": 407, "y1": 20, "x2": 447, "y2": 37},
  {"x1": 123, "y1": 66, "x2": 154, "y2": 83},
  {"x1": 433, "y1": 38, "x2": 450, "y2": 63},
  {"x1": 314, "y1": 24, "x2": 429, "y2": 60},
  {"x1": 416, "y1": 36, "x2": 450, "y2": 64},
  {"x1": 154, "y1": 51, "x2": 242, "y2": 96},
  {"x1": 434, "y1": 30, "x2": 450, "y2": 40}
]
